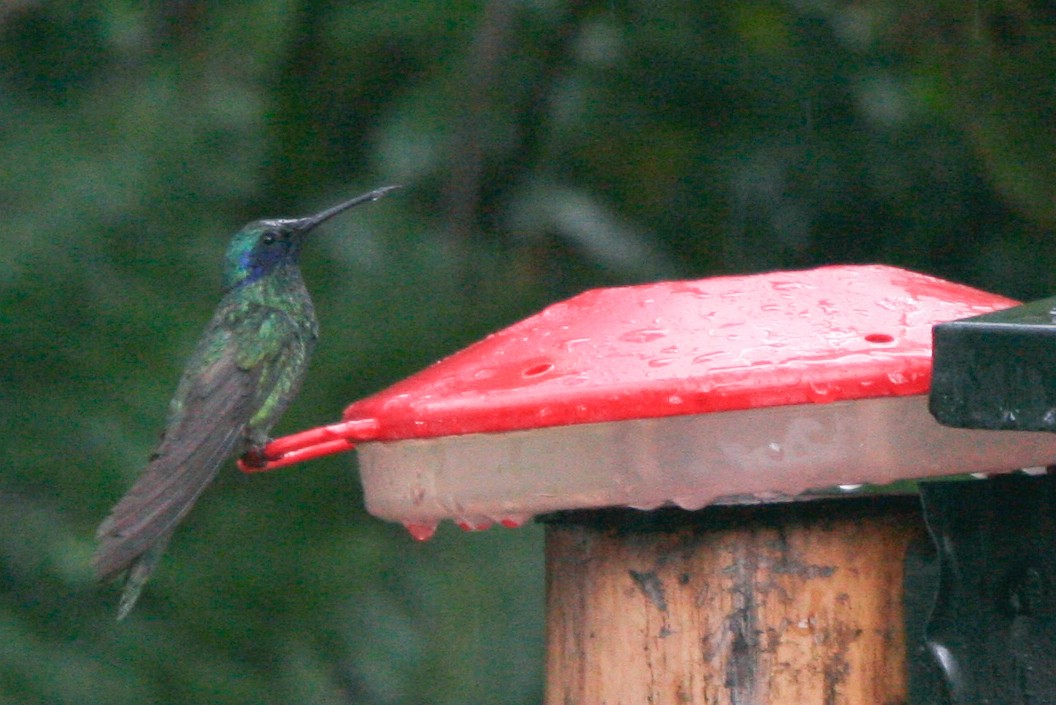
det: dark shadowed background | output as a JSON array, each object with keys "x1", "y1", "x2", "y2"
[{"x1": 2, "y1": 1, "x2": 1054, "y2": 703}]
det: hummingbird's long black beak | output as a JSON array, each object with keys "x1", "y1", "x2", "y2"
[{"x1": 293, "y1": 185, "x2": 401, "y2": 233}]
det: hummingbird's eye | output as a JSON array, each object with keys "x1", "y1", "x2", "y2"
[{"x1": 262, "y1": 232, "x2": 278, "y2": 245}]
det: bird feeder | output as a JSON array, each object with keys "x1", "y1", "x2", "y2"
[{"x1": 244, "y1": 264, "x2": 1056, "y2": 704}]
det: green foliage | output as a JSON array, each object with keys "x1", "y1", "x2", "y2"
[{"x1": 1, "y1": 1, "x2": 1054, "y2": 703}]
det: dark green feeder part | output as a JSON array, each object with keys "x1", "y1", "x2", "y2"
[
  {"x1": 930, "y1": 297, "x2": 1056, "y2": 432},
  {"x1": 925, "y1": 295, "x2": 1056, "y2": 705}
]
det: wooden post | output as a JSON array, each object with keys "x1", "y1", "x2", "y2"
[{"x1": 545, "y1": 497, "x2": 925, "y2": 705}]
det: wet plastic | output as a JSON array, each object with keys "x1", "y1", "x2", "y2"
[
  {"x1": 358, "y1": 394, "x2": 1056, "y2": 527},
  {"x1": 336, "y1": 264, "x2": 1013, "y2": 441},
  {"x1": 242, "y1": 265, "x2": 1056, "y2": 535}
]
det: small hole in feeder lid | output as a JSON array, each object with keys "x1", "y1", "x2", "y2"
[
  {"x1": 864, "y1": 333, "x2": 894, "y2": 344},
  {"x1": 523, "y1": 361, "x2": 554, "y2": 378}
]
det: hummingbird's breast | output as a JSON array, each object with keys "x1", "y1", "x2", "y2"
[{"x1": 230, "y1": 263, "x2": 320, "y2": 440}]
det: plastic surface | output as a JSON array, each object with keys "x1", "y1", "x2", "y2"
[
  {"x1": 931, "y1": 296, "x2": 1056, "y2": 431},
  {"x1": 358, "y1": 395, "x2": 1056, "y2": 529},
  {"x1": 342, "y1": 264, "x2": 1013, "y2": 440}
]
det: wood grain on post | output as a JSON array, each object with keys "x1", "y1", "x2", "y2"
[{"x1": 544, "y1": 498, "x2": 925, "y2": 705}]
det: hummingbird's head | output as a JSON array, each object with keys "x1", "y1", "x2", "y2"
[
  {"x1": 220, "y1": 186, "x2": 399, "y2": 291},
  {"x1": 222, "y1": 219, "x2": 308, "y2": 291}
]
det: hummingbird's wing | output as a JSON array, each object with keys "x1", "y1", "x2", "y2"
[{"x1": 93, "y1": 305, "x2": 303, "y2": 584}]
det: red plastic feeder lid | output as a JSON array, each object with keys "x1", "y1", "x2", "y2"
[{"x1": 253, "y1": 265, "x2": 1056, "y2": 536}]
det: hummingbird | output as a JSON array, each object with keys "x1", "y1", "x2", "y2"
[{"x1": 94, "y1": 185, "x2": 398, "y2": 619}]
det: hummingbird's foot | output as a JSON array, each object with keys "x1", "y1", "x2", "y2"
[{"x1": 240, "y1": 443, "x2": 271, "y2": 468}]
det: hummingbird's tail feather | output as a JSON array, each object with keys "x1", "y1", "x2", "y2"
[
  {"x1": 116, "y1": 534, "x2": 171, "y2": 620},
  {"x1": 93, "y1": 428, "x2": 237, "y2": 586},
  {"x1": 93, "y1": 419, "x2": 241, "y2": 583},
  {"x1": 94, "y1": 347, "x2": 263, "y2": 615}
]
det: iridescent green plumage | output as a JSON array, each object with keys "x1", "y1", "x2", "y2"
[{"x1": 94, "y1": 187, "x2": 397, "y2": 618}]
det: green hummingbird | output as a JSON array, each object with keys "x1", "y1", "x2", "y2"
[{"x1": 94, "y1": 186, "x2": 398, "y2": 619}]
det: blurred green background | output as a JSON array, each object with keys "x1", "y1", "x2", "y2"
[{"x1": 2, "y1": 1, "x2": 1055, "y2": 703}]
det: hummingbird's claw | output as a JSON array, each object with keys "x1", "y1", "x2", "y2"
[{"x1": 240, "y1": 443, "x2": 271, "y2": 469}]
